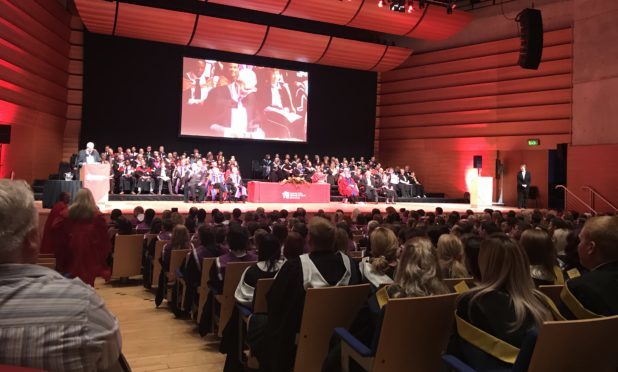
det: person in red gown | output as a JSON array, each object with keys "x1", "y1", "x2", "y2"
[
  {"x1": 337, "y1": 168, "x2": 359, "y2": 204},
  {"x1": 51, "y1": 188, "x2": 112, "y2": 286},
  {"x1": 39, "y1": 192, "x2": 70, "y2": 254}
]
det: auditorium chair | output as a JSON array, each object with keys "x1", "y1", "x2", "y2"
[
  {"x1": 151, "y1": 240, "x2": 167, "y2": 289},
  {"x1": 294, "y1": 284, "x2": 371, "y2": 372},
  {"x1": 538, "y1": 284, "x2": 565, "y2": 307},
  {"x1": 214, "y1": 261, "x2": 256, "y2": 337},
  {"x1": 196, "y1": 257, "x2": 216, "y2": 322},
  {"x1": 443, "y1": 278, "x2": 476, "y2": 293},
  {"x1": 165, "y1": 249, "x2": 190, "y2": 300},
  {"x1": 111, "y1": 234, "x2": 144, "y2": 280},
  {"x1": 36, "y1": 254, "x2": 56, "y2": 270},
  {"x1": 442, "y1": 315, "x2": 618, "y2": 372},
  {"x1": 337, "y1": 292, "x2": 457, "y2": 372}
]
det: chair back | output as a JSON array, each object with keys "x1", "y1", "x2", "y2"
[
  {"x1": 167, "y1": 249, "x2": 190, "y2": 282},
  {"x1": 36, "y1": 258, "x2": 56, "y2": 270},
  {"x1": 253, "y1": 278, "x2": 275, "y2": 313},
  {"x1": 111, "y1": 234, "x2": 144, "y2": 278},
  {"x1": 537, "y1": 285, "x2": 564, "y2": 306},
  {"x1": 197, "y1": 257, "x2": 216, "y2": 322},
  {"x1": 152, "y1": 240, "x2": 166, "y2": 288},
  {"x1": 217, "y1": 261, "x2": 256, "y2": 337},
  {"x1": 443, "y1": 278, "x2": 475, "y2": 292},
  {"x1": 527, "y1": 315, "x2": 618, "y2": 372},
  {"x1": 294, "y1": 284, "x2": 371, "y2": 372},
  {"x1": 372, "y1": 292, "x2": 458, "y2": 372}
]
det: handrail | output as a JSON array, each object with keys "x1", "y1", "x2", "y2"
[
  {"x1": 555, "y1": 185, "x2": 597, "y2": 215},
  {"x1": 582, "y1": 186, "x2": 618, "y2": 212}
]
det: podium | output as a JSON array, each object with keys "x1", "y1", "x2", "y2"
[
  {"x1": 80, "y1": 163, "x2": 110, "y2": 204},
  {"x1": 470, "y1": 176, "x2": 493, "y2": 208}
]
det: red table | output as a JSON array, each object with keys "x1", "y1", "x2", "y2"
[{"x1": 248, "y1": 181, "x2": 330, "y2": 203}]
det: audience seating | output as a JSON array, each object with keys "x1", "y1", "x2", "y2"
[
  {"x1": 166, "y1": 249, "x2": 190, "y2": 301},
  {"x1": 443, "y1": 315, "x2": 618, "y2": 372},
  {"x1": 237, "y1": 278, "x2": 275, "y2": 369},
  {"x1": 36, "y1": 254, "x2": 56, "y2": 270},
  {"x1": 338, "y1": 292, "x2": 457, "y2": 372},
  {"x1": 214, "y1": 261, "x2": 256, "y2": 337},
  {"x1": 443, "y1": 278, "x2": 476, "y2": 293},
  {"x1": 294, "y1": 284, "x2": 371, "y2": 372},
  {"x1": 196, "y1": 257, "x2": 216, "y2": 322},
  {"x1": 538, "y1": 284, "x2": 564, "y2": 307},
  {"x1": 111, "y1": 234, "x2": 144, "y2": 279},
  {"x1": 151, "y1": 240, "x2": 166, "y2": 289}
]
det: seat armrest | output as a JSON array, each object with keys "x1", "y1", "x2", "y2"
[{"x1": 335, "y1": 327, "x2": 373, "y2": 357}]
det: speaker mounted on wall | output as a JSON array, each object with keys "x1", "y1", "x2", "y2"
[
  {"x1": 0, "y1": 125, "x2": 11, "y2": 144},
  {"x1": 516, "y1": 8, "x2": 543, "y2": 70},
  {"x1": 473, "y1": 155, "x2": 483, "y2": 169}
]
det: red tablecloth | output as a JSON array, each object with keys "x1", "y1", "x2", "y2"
[{"x1": 248, "y1": 181, "x2": 330, "y2": 203}]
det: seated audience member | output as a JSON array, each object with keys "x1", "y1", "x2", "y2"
[
  {"x1": 51, "y1": 188, "x2": 112, "y2": 286},
  {"x1": 40, "y1": 191, "x2": 70, "y2": 254},
  {"x1": 450, "y1": 234, "x2": 557, "y2": 370},
  {"x1": 0, "y1": 180, "x2": 123, "y2": 371},
  {"x1": 461, "y1": 235, "x2": 482, "y2": 281},
  {"x1": 437, "y1": 234, "x2": 470, "y2": 279},
  {"x1": 256, "y1": 217, "x2": 360, "y2": 372},
  {"x1": 520, "y1": 229, "x2": 563, "y2": 286},
  {"x1": 161, "y1": 225, "x2": 193, "y2": 272},
  {"x1": 560, "y1": 216, "x2": 618, "y2": 318},
  {"x1": 322, "y1": 237, "x2": 449, "y2": 372},
  {"x1": 334, "y1": 227, "x2": 351, "y2": 254},
  {"x1": 212, "y1": 225, "x2": 258, "y2": 290},
  {"x1": 137, "y1": 208, "x2": 156, "y2": 230},
  {"x1": 195, "y1": 224, "x2": 227, "y2": 259},
  {"x1": 130, "y1": 206, "x2": 144, "y2": 227},
  {"x1": 108, "y1": 208, "x2": 123, "y2": 228},
  {"x1": 283, "y1": 231, "x2": 305, "y2": 260},
  {"x1": 359, "y1": 227, "x2": 399, "y2": 288}
]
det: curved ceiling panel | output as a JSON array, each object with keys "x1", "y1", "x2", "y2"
[
  {"x1": 372, "y1": 46, "x2": 413, "y2": 72},
  {"x1": 74, "y1": 0, "x2": 115, "y2": 34},
  {"x1": 282, "y1": 0, "x2": 362, "y2": 25},
  {"x1": 407, "y1": 5, "x2": 473, "y2": 40},
  {"x1": 208, "y1": 0, "x2": 288, "y2": 15},
  {"x1": 319, "y1": 38, "x2": 386, "y2": 70},
  {"x1": 257, "y1": 27, "x2": 330, "y2": 63},
  {"x1": 115, "y1": 3, "x2": 195, "y2": 45},
  {"x1": 190, "y1": 16, "x2": 268, "y2": 55},
  {"x1": 347, "y1": 2, "x2": 422, "y2": 35}
]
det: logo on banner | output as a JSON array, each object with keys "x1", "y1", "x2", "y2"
[{"x1": 282, "y1": 191, "x2": 306, "y2": 200}]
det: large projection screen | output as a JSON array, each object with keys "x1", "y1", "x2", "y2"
[{"x1": 180, "y1": 58, "x2": 309, "y2": 142}]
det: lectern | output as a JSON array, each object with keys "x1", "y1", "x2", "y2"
[
  {"x1": 470, "y1": 176, "x2": 493, "y2": 208},
  {"x1": 80, "y1": 163, "x2": 110, "y2": 204}
]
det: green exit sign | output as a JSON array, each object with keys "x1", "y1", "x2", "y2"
[{"x1": 528, "y1": 139, "x2": 540, "y2": 146}]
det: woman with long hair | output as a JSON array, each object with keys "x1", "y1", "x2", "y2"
[
  {"x1": 520, "y1": 228, "x2": 563, "y2": 286},
  {"x1": 359, "y1": 227, "x2": 399, "y2": 288},
  {"x1": 161, "y1": 225, "x2": 193, "y2": 271},
  {"x1": 437, "y1": 234, "x2": 470, "y2": 279},
  {"x1": 452, "y1": 234, "x2": 557, "y2": 370},
  {"x1": 52, "y1": 188, "x2": 112, "y2": 286}
]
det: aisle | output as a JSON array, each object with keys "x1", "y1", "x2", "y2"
[{"x1": 95, "y1": 279, "x2": 225, "y2": 371}]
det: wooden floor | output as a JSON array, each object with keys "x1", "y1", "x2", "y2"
[{"x1": 94, "y1": 279, "x2": 225, "y2": 372}]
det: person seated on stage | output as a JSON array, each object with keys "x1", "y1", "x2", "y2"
[
  {"x1": 322, "y1": 236, "x2": 449, "y2": 372},
  {"x1": 380, "y1": 168, "x2": 397, "y2": 204},
  {"x1": 398, "y1": 168, "x2": 413, "y2": 198},
  {"x1": 184, "y1": 161, "x2": 204, "y2": 203},
  {"x1": 437, "y1": 234, "x2": 470, "y2": 279},
  {"x1": 560, "y1": 216, "x2": 618, "y2": 319},
  {"x1": 519, "y1": 229, "x2": 564, "y2": 287},
  {"x1": 254, "y1": 217, "x2": 360, "y2": 371},
  {"x1": 359, "y1": 227, "x2": 399, "y2": 289},
  {"x1": 154, "y1": 156, "x2": 175, "y2": 195},
  {"x1": 338, "y1": 168, "x2": 360, "y2": 204},
  {"x1": 208, "y1": 163, "x2": 227, "y2": 202},
  {"x1": 119, "y1": 159, "x2": 136, "y2": 194},
  {"x1": 226, "y1": 166, "x2": 247, "y2": 202},
  {"x1": 410, "y1": 171, "x2": 426, "y2": 198},
  {"x1": 0, "y1": 180, "x2": 124, "y2": 371},
  {"x1": 449, "y1": 234, "x2": 558, "y2": 371},
  {"x1": 262, "y1": 154, "x2": 273, "y2": 179},
  {"x1": 359, "y1": 170, "x2": 378, "y2": 203},
  {"x1": 281, "y1": 158, "x2": 294, "y2": 180}
]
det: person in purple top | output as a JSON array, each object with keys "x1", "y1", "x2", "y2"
[
  {"x1": 195, "y1": 225, "x2": 228, "y2": 261},
  {"x1": 210, "y1": 224, "x2": 257, "y2": 292}
]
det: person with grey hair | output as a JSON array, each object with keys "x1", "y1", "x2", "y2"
[
  {"x1": 76, "y1": 141, "x2": 102, "y2": 167},
  {"x1": 0, "y1": 180, "x2": 124, "y2": 371}
]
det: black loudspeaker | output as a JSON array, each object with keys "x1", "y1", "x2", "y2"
[
  {"x1": 473, "y1": 155, "x2": 483, "y2": 169},
  {"x1": 517, "y1": 8, "x2": 543, "y2": 70},
  {"x1": 0, "y1": 125, "x2": 11, "y2": 144}
]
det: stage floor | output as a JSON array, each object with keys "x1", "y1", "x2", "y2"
[{"x1": 36, "y1": 200, "x2": 520, "y2": 216}]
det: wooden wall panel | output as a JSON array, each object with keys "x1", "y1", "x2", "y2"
[
  {"x1": 567, "y1": 144, "x2": 618, "y2": 213},
  {"x1": 62, "y1": 16, "x2": 84, "y2": 162},
  {"x1": 0, "y1": 3, "x2": 72, "y2": 182},
  {"x1": 375, "y1": 28, "x2": 574, "y2": 207}
]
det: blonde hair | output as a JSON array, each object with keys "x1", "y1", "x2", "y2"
[
  {"x1": 369, "y1": 227, "x2": 399, "y2": 275},
  {"x1": 68, "y1": 188, "x2": 98, "y2": 220},
  {"x1": 466, "y1": 234, "x2": 553, "y2": 331},
  {"x1": 582, "y1": 216, "x2": 618, "y2": 261},
  {"x1": 437, "y1": 234, "x2": 469, "y2": 279},
  {"x1": 0, "y1": 180, "x2": 38, "y2": 262},
  {"x1": 391, "y1": 237, "x2": 449, "y2": 298}
]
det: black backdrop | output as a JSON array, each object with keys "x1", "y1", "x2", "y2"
[{"x1": 82, "y1": 32, "x2": 377, "y2": 177}]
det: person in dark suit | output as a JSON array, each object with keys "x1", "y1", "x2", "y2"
[
  {"x1": 517, "y1": 164, "x2": 531, "y2": 208},
  {"x1": 560, "y1": 216, "x2": 618, "y2": 319},
  {"x1": 359, "y1": 170, "x2": 378, "y2": 203},
  {"x1": 75, "y1": 142, "x2": 101, "y2": 167}
]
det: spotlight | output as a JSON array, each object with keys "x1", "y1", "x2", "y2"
[
  {"x1": 378, "y1": 0, "x2": 384, "y2": 7},
  {"x1": 407, "y1": 0, "x2": 415, "y2": 12}
]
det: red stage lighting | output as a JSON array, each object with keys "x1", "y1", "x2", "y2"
[
  {"x1": 378, "y1": 0, "x2": 384, "y2": 7},
  {"x1": 407, "y1": 2, "x2": 414, "y2": 12}
]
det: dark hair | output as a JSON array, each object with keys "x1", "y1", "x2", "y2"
[
  {"x1": 232, "y1": 208, "x2": 242, "y2": 219},
  {"x1": 198, "y1": 225, "x2": 216, "y2": 246},
  {"x1": 197, "y1": 208, "x2": 207, "y2": 223},
  {"x1": 110, "y1": 209, "x2": 123, "y2": 221},
  {"x1": 292, "y1": 222, "x2": 308, "y2": 239},
  {"x1": 213, "y1": 211, "x2": 224, "y2": 224},
  {"x1": 227, "y1": 226, "x2": 249, "y2": 252},
  {"x1": 115, "y1": 216, "x2": 133, "y2": 235},
  {"x1": 258, "y1": 233, "x2": 282, "y2": 271},
  {"x1": 271, "y1": 223, "x2": 288, "y2": 245},
  {"x1": 185, "y1": 218, "x2": 196, "y2": 234},
  {"x1": 162, "y1": 218, "x2": 174, "y2": 232},
  {"x1": 144, "y1": 209, "x2": 156, "y2": 224},
  {"x1": 149, "y1": 217, "x2": 162, "y2": 234},
  {"x1": 284, "y1": 231, "x2": 305, "y2": 260},
  {"x1": 461, "y1": 234, "x2": 482, "y2": 280}
]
